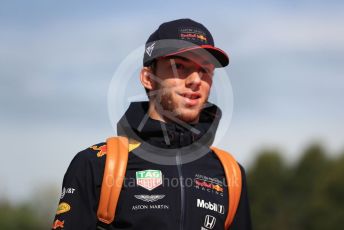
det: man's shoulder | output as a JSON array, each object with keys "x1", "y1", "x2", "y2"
[
  {"x1": 70, "y1": 141, "x2": 108, "y2": 166},
  {"x1": 61, "y1": 142, "x2": 109, "y2": 189},
  {"x1": 83, "y1": 142, "x2": 108, "y2": 158},
  {"x1": 209, "y1": 147, "x2": 246, "y2": 173}
]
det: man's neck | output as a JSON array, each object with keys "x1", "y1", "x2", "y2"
[{"x1": 148, "y1": 101, "x2": 166, "y2": 122}]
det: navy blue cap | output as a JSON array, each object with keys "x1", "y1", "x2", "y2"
[{"x1": 143, "y1": 18, "x2": 229, "y2": 68}]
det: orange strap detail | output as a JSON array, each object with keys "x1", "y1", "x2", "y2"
[
  {"x1": 96, "y1": 137, "x2": 241, "y2": 228},
  {"x1": 97, "y1": 136, "x2": 129, "y2": 224},
  {"x1": 211, "y1": 146, "x2": 242, "y2": 229}
]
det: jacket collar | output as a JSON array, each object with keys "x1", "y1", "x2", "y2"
[{"x1": 117, "y1": 101, "x2": 222, "y2": 149}]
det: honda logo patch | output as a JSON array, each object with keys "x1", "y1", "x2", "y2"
[{"x1": 204, "y1": 215, "x2": 216, "y2": 229}]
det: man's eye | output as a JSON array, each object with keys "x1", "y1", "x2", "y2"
[
  {"x1": 200, "y1": 68, "x2": 211, "y2": 75},
  {"x1": 175, "y1": 63, "x2": 184, "y2": 69},
  {"x1": 200, "y1": 68, "x2": 207, "y2": 73}
]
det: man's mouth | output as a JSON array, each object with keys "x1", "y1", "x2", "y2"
[
  {"x1": 179, "y1": 92, "x2": 201, "y2": 106},
  {"x1": 182, "y1": 93, "x2": 201, "y2": 99}
]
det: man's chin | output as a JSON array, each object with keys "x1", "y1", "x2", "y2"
[{"x1": 176, "y1": 109, "x2": 201, "y2": 124}]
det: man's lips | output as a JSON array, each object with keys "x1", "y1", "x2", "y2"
[
  {"x1": 178, "y1": 92, "x2": 202, "y2": 106},
  {"x1": 180, "y1": 92, "x2": 201, "y2": 99}
]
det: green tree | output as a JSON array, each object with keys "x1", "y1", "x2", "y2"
[
  {"x1": 248, "y1": 143, "x2": 344, "y2": 230},
  {"x1": 0, "y1": 185, "x2": 59, "y2": 229},
  {"x1": 0, "y1": 201, "x2": 45, "y2": 230},
  {"x1": 247, "y1": 149, "x2": 292, "y2": 230},
  {"x1": 311, "y1": 153, "x2": 344, "y2": 229},
  {"x1": 289, "y1": 144, "x2": 331, "y2": 230}
]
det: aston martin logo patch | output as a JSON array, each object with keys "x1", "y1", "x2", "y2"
[{"x1": 134, "y1": 194, "x2": 165, "y2": 202}]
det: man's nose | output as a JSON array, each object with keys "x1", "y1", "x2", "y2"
[{"x1": 186, "y1": 71, "x2": 202, "y2": 90}]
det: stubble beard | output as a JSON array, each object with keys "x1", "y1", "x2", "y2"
[{"x1": 155, "y1": 88, "x2": 207, "y2": 124}]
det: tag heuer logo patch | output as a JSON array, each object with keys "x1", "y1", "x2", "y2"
[{"x1": 136, "y1": 169, "x2": 162, "y2": 191}]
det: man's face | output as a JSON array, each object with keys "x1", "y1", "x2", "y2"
[{"x1": 150, "y1": 52, "x2": 215, "y2": 123}]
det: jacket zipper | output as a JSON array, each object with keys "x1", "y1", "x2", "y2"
[{"x1": 176, "y1": 151, "x2": 185, "y2": 230}]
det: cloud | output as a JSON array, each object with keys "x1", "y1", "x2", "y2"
[{"x1": 1, "y1": 0, "x2": 344, "y2": 201}]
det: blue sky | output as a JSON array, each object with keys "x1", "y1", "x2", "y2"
[{"x1": 1, "y1": 0, "x2": 344, "y2": 201}]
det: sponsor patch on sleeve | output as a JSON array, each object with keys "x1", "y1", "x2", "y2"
[
  {"x1": 52, "y1": 219, "x2": 64, "y2": 229},
  {"x1": 56, "y1": 202, "x2": 71, "y2": 215}
]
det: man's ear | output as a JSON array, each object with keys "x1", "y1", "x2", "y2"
[{"x1": 140, "y1": 67, "x2": 155, "y2": 90}]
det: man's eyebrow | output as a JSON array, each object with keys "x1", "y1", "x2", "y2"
[
  {"x1": 168, "y1": 55, "x2": 190, "y2": 62},
  {"x1": 168, "y1": 55, "x2": 213, "y2": 66}
]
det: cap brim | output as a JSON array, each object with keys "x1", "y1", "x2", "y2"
[{"x1": 164, "y1": 45, "x2": 229, "y2": 67}]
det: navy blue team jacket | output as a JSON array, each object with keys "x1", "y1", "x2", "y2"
[{"x1": 52, "y1": 101, "x2": 252, "y2": 230}]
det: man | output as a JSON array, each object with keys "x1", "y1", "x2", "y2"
[{"x1": 52, "y1": 18, "x2": 252, "y2": 230}]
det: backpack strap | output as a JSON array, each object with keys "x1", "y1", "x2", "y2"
[
  {"x1": 96, "y1": 137, "x2": 241, "y2": 228},
  {"x1": 97, "y1": 136, "x2": 129, "y2": 224},
  {"x1": 210, "y1": 146, "x2": 242, "y2": 229}
]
